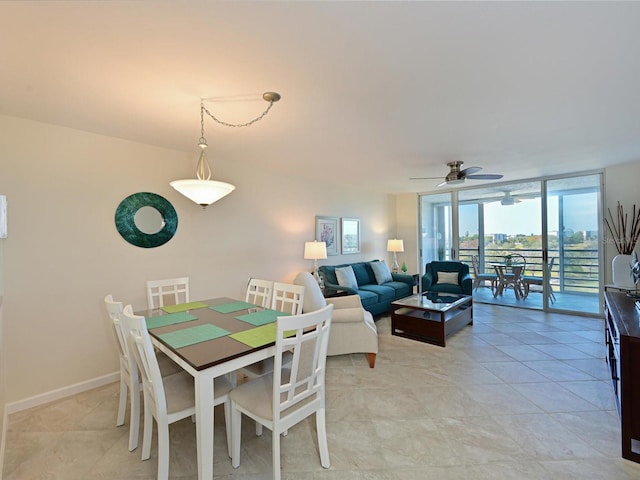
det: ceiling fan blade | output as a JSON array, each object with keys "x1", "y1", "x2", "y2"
[
  {"x1": 466, "y1": 174, "x2": 504, "y2": 180},
  {"x1": 460, "y1": 166, "x2": 482, "y2": 177},
  {"x1": 410, "y1": 162, "x2": 502, "y2": 184},
  {"x1": 437, "y1": 178, "x2": 465, "y2": 187}
]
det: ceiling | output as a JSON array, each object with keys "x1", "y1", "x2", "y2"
[{"x1": 2, "y1": 1, "x2": 640, "y2": 194}]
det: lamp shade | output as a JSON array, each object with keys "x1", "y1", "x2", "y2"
[
  {"x1": 387, "y1": 239, "x2": 404, "y2": 253},
  {"x1": 304, "y1": 241, "x2": 327, "y2": 260},
  {"x1": 170, "y1": 179, "x2": 236, "y2": 207}
]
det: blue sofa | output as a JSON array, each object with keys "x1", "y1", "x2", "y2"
[{"x1": 319, "y1": 260, "x2": 414, "y2": 316}]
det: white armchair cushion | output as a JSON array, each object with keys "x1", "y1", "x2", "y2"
[
  {"x1": 327, "y1": 294, "x2": 364, "y2": 310},
  {"x1": 331, "y1": 307, "x2": 366, "y2": 324}
]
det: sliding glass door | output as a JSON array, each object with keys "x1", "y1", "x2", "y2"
[
  {"x1": 459, "y1": 181, "x2": 544, "y2": 309},
  {"x1": 419, "y1": 192, "x2": 454, "y2": 270},
  {"x1": 419, "y1": 172, "x2": 602, "y2": 315},
  {"x1": 545, "y1": 175, "x2": 601, "y2": 314}
]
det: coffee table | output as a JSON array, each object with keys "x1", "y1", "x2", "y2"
[{"x1": 390, "y1": 291, "x2": 473, "y2": 347}]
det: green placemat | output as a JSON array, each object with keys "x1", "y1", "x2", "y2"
[
  {"x1": 235, "y1": 309, "x2": 289, "y2": 327},
  {"x1": 229, "y1": 323, "x2": 295, "y2": 348},
  {"x1": 157, "y1": 324, "x2": 231, "y2": 349},
  {"x1": 209, "y1": 301, "x2": 257, "y2": 314},
  {"x1": 161, "y1": 301, "x2": 209, "y2": 313},
  {"x1": 145, "y1": 312, "x2": 197, "y2": 329}
]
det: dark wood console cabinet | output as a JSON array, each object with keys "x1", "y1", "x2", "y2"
[{"x1": 604, "y1": 291, "x2": 640, "y2": 463}]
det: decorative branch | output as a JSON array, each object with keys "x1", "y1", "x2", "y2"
[{"x1": 606, "y1": 202, "x2": 640, "y2": 255}]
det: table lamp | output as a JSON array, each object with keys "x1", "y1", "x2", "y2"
[
  {"x1": 304, "y1": 241, "x2": 327, "y2": 286},
  {"x1": 387, "y1": 238, "x2": 404, "y2": 273}
]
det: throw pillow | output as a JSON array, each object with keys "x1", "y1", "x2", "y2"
[
  {"x1": 370, "y1": 260, "x2": 392, "y2": 285},
  {"x1": 335, "y1": 266, "x2": 359, "y2": 289},
  {"x1": 437, "y1": 271, "x2": 459, "y2": 285}
]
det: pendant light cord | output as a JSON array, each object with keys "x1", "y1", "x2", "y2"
[{"x1": 201, "y1": 92, "x2": 280, "y2": 129}]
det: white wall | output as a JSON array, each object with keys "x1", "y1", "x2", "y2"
[
  {"x1": 603, "y1": 162, "x2": 640, "y2": 284},
  {"x1": 0, "y1": 114, "x2": 397, "y2": 405},
  {"x1": 394, "y1": 193, "x2": 420, "y2": 274}
]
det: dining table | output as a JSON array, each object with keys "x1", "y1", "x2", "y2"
[
  {"x1": 489, "y1": 262, "x2": 525, "y2": 299},
  {"x1": 138, "y1": 297, "x2": 288, "y2": 480}
]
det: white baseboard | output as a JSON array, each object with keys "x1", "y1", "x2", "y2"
[
  {"x1": 0, "y1": 406, "x2": 7, "y2": 477},
  {"x1": 5, "y1": 372, "x2": 119, "y2": 415}
]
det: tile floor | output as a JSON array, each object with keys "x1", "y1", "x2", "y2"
[{"x1": 5, "y1": 303, "x2": 640, "y2": 479}]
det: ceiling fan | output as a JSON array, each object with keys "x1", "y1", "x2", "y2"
[
  {"x1": 501, "y1": 191, "x2": 521, "y2": 206},
  {"x1": 473, "y1": 190, "x2": 538, "y2": 206},
  {"x1": 410, "y1": 161, "x2": 504, "y2": 187}
]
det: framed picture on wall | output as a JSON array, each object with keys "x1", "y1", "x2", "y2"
[
  {"x1": 315, "y1": 216, "x2": 340, "y2": 256},
  {"x1": 341, "y1": 217, "x2": 360, "y2": 254}
]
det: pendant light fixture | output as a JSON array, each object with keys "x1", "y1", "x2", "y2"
[{"x1": 170, "y1": 92, "x2": 281, "y2": 208}]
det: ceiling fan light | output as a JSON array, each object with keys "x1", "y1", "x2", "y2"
[
  {"x1": 501, "y1": 192, "x2": 516, "y2": 206},
  {"x1": 170, "y1": 179, "x2": 236, "y2": 207}
]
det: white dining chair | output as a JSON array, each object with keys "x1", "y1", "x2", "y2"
[
  {"x1": 245, "y1": 278, "x2": 273, "y2": 308},
  {"x1": 122, "y1": 305, "x2": 233, "y2": 479},
  {"x1": 242, "y1": 282, "x2": 304, "y2": 380},
  {"x1": 230, "y1": 304, "x2": 334, "y2": 480},
  {"x1": 146, "y1": 277, "x2": 190, "y2": 309},
  {"x1": 271, "y1": 282, "x2": 305, "y2": 315},
  {"x1": 104, "y1": 294, "x2": 142, "y2": 451},
  {"x1": 105, "y1": 295, "x2": 182, "y2": 452}
]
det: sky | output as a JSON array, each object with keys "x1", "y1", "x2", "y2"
[{"x1": 459, "y1": 193, "x2": 599, "y2": 237}]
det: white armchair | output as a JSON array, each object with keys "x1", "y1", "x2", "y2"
[{"x1": 294, "y1": 271, "x2": 378, "y2": 367}]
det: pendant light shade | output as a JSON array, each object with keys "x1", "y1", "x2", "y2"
[
  {"x1": 169, "y1": 179, "x2": 236, "y2": 207},
  {"x1": 171, "y1": 93, "x2": 280, "y2": 208}
]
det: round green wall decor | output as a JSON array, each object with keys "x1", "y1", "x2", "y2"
[{"x1": 115, "y1": 192, "x2": 178, "y2": 248}]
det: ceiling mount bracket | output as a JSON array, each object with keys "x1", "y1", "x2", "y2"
[{"x1": 262, "y1": 92, "x2": 281, "y2": 102}]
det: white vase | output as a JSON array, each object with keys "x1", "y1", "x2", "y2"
[{"x1": 612, "y1": 254, "x2": 635, "y2": 288}]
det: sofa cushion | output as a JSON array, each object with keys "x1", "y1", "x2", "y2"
[
  {"x1": 336, "y1": 266, "x2": 358, "y2": 289},
  {"x1": 382, "y1": 280, "x2": 413, "y2": 298},
  {"x1": 359, "y1": 284, "x2": 396, "y2": 303},
  {"x1": 352, "y1": 262, "x2": 377, "y2": 286},
  {"x1": 437, "y1": 271, "x2": 459, "y2": 285},
  {"x1": 370, "y1": 260, "x2": 392, "y2": 284},
  {"x1": 354, "y1": 289, "x2": 379, "y2": 308}
]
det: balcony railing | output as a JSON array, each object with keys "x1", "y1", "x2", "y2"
[{"x1": 460, "y1": 247, "x2": 599, "y2": 295}]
